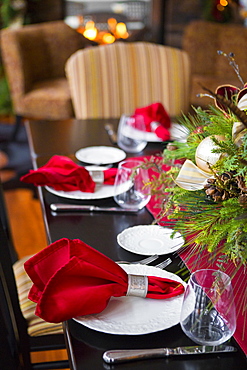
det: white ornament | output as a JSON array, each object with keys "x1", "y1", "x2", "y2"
[{"x1": 195, "y1": 136, "x2": 224, "y2": 173}]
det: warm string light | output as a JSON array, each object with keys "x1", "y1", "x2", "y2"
[
  {"x1": 115, "y1": 22, "x2": 129, "y2": 39},
  {"x1": 102, "y1": 33, "x2": 116, "y2": 44},
  {"x1": 217, "y1": 0, "x2": 229, "y2": 11},
  {"x1": 77, "y1": 16, "x2": 129, "y2": 44},
  {"x1": 83, "y1": 21, "x2": 98, "y2": 41},
  {"x1": 107, "y1": 18, "x2": 117, "y2": 33}
]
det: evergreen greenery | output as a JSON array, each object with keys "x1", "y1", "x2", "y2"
[{"x1": 145, "y1": 104, "x2": 247, "y2": 266}]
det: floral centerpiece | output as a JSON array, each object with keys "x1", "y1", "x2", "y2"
[
  {"x1": 143, "y1": 52, "x2": 247, "y2": 325},
  {"x1": 144, "y1": 51, "x2": 247, "y2": 344}
]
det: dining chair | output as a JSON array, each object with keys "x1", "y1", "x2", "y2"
[
  {"x1": 0, "y1": 288, "x2": 20, "y2": 369},
  {"x1": 0, "y1": 20, "x2": 95, "y2": 140},
  {"x1": 0, "y1": 181, "x2": 69, "y2": 369},
  {"x1": 0, "y1": 179, "x2": 17, "y2": 263},
  {"x1": 182, "y1": 19, "x2": 247, "y2": 108},
  {"x1": 65, "y1": 41, "x2": 191, "y2": 120}
]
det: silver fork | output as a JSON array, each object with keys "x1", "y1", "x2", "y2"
[
  {"x1": 154, "y1": 257, "x2": 172, "y2": 269},
  {"x1": 117, "y1": 254, "x2": 159, "y2": 265}
]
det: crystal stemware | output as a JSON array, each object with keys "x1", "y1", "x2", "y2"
[
  {"x1": 180, "y1": 269, "x2": 236, "y2": 346},
  {"x1": 113, "y1": 159, "x2": 150, "y2": 210},
  {"x1": 117, "y1": 115, "x2": 147, "y2": 153}
]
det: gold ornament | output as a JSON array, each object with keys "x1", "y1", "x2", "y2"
[{"x1": 195, "y1": 136, "x2": 224, "y2": 173}]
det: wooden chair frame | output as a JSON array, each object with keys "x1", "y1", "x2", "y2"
[{"x1": 0, "y1": 182, "x2": 69, "y2": 369}]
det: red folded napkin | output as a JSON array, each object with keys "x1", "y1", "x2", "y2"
[
  {"x1": 134, "y1": 102, "x2": 171, "y2": 141},
  {"x1": 24, "y1": 238, "x2": 185, "y2": 323},
  {"x1": 20, "y1": 155, "x2": 117, "y2": 192}
]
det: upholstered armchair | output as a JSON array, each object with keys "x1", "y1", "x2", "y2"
[
  {"x1": 182, "y1": 20, "x2": 247, "y2": 108},
  {"x1": 65, "y1": 41, "x2": 191, "y2": 120},
  {"x1": 0, "y1": 20, "x2": 94, "y2": 134}
]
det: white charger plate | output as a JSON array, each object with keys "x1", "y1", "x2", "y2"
[
  {"x1": 75, "y1": 146, "x2": 126, "y2": 165},
  {"x1": 117, "y1": 225, "x2": 184, "y2": 255},
  {"x1": 73, "y1": 264, "x2": 186, "y2": 335}
]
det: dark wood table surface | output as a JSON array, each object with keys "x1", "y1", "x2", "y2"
[{"x1": 25, "y1": 118, "x2": 247, "y2": 370}]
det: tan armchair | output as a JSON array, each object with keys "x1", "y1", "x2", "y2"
[
  {"x1": 65, "y1": 41, "x2": 191, "y2": 120},
  {"x1": 0, "y1": 20, "x2": 94, "y2": 132},
  {"x1": 182, "y1": 20, "x2": 247, "y2": 108}
]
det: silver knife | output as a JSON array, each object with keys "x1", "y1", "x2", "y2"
[
  {"x1": 50, "y1": 203, "x2": 139, "y2": 213},
  {"x1": 104, "y1": 123, "x2": 118, "y2": 144},
  {"x1": 103, "y1": 345, "x2": 237, "y2": 364}
]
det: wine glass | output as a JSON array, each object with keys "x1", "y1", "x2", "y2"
[
  {"x1": 117, "y1": 115, "x2": 147, "y2": 153},
  {"x1": 113, "y1": 159, "x2": 151, "y2": 210},
  {"x1": 180, "y1": 269, "x2": 236, "y2": 346}
]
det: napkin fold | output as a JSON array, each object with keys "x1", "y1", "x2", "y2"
[
  {"x1": 20, "y1": 155, "x2": 117, "y2": 192},
  {"x1": 24, "y1": 238, "x2": 185, "y2": 323},
  {"x1": 134, "y1": 102, "x2": 171, "y2": 141},
  {"x1": 100, "y1": 168, "x2": 117, "y2": 185}
]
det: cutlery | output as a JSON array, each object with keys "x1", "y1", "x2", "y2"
[
  {"x1": 50, "y1": 204, "x2": 139, "y2": 213},
  {"x1": 104, "y1": 123, "x2": 118, "y2": 145},
  {"x1": 117, "y1": 255, "x2": 159, "y2": 265},
  {"x1": 103, "y1": 345, "x2": 237, "y2": 364},
  {"x1": 154, "y1": 258, "x2": 172, "y2": 269}
]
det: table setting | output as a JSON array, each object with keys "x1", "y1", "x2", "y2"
[
  {"x1": 24, "y1": 238, "x2": 185, "y2": 327},
  {"x1": 21, "y1": 101, "x2": 184, "y2": 207},
  {"x1": 23, "y1": 99, "x2": 247, "y2": 369},
  {"x1": 21, "y1": 104, "x2": 170, "y2": 206},
  {"x1": 23, "y1": 236, "x2": 239, "y2": 363}
]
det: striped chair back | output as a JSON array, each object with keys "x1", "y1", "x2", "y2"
[{"x1": 65, "y1": 42, "x2": 191, "y2": 119}]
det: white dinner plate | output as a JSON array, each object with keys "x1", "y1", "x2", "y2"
[
  {"x1": 75, "y1": 146, "x2": 126, "y2": 165},
  {"x1": 117, "y1": 225, "x2": 184, "y2": 255},
  {"x1": 73, "y1": 264, "x2": 186, "y2": 335},
  {"x1": 45, "y1": 165, "x2": 131, "y2": 200}
]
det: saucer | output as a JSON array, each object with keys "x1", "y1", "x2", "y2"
[
  {"x1": 117, "y1": 225, "x2": 184, "y2": 255},
  {"x1": 75, "y1": 146, "x2": 126, "y2": 165}
]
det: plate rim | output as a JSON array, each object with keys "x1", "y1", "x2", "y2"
[
  {"x1": 75, "y1": 145, "x2": 126, "y2": 165},
  {"x1": 45, "y1": 183, "x2": 119, "y2": 200}
]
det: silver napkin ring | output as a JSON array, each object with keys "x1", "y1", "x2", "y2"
[
  {"x1": 126, "y1": 274, "x2": 148, "y2": 298},
  {"x1": 89, "y1": 170, "x2": 104, "y2": 184}
]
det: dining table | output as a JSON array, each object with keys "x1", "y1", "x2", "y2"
[{"x1": 25, "y1": 118, "x2": 247, "y2": 370}]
